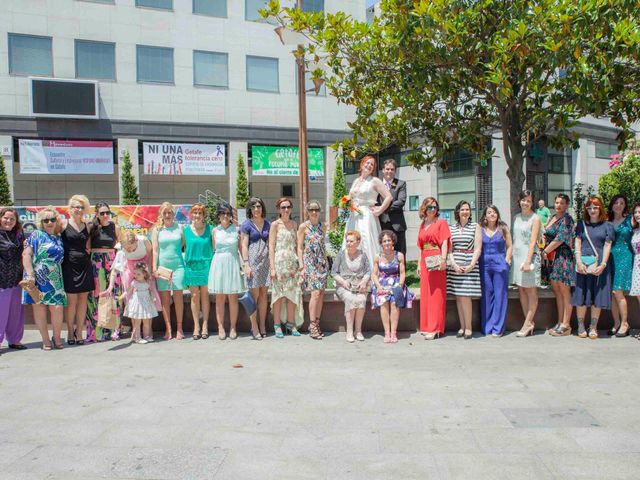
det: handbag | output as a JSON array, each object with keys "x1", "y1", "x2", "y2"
[
  {"x1": 156, "y1": 266, "x2": 173, "y2": 281},
  {"x1": 97, "y1": 295, "x2": 118, "y2": 330},
  {"x1": 19, "y1": 278, "x2": 42, "y2": 304},
  {"x1": 239, "y1": 290, "x2": 257, "y2": 317},
  {"x1": 424, "y1": 255, "x2": 443, "y2": 271},
  {"x1": 576, "y1": 221, "x2": 599, "y2": 275},
  {"x1": 391, "y1": 285, "x2": 406, "y2": 308}
]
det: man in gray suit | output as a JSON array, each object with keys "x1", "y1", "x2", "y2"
[{"x1": 378, "y1": 159, "x2": 407, "y2": 255}]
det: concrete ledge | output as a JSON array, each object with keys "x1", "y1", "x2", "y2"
[{"x1": 23, "y1": 288, "x2": 639, "y2": 333}]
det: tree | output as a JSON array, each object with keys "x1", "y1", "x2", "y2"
[
  {"x1": 236, "y1": 153, "x2": 249, "y2": 209},
  {"x1": 573, "y1": 182, "x2": 596, "y2": 222},
  {"x1": 120, "y1": 149, "x2": 140, "y2": 205},
  {"x1": 263, "y1": 0, "x2": 640, "y2": 211},
  {"x1": 330, "y1": 157, "x2": 347, "y2": 207},
  {"x1": 598, "y1": 144, "x2": 640, "y2": 208},
  {"x1": 0, "y1": 158, "x2": 12, "y2": 206}
]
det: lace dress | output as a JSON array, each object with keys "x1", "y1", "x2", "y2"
[
  {"x1": 124, "y1": 281, "x2": 158, "y2": 319},
  {"x1": 342, "y1": 176, "x2": 381, "y2": 267},
  {"x1": 510, "y1": 213, "x2": 541, "y2": 288}
]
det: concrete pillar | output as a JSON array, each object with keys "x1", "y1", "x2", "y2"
[
  {"x1": 491, "y1": 137, "x2": 511, "y2": 222},
  {"x1": 228, "y1": 142, "x2": 248, "y2": 208},
  {"x1": 0, "y1": 136, "x2": 15, "y2": 204},
  {"x1": 324, "y1": 145, "x2": 340, "y2": 225},
  {"x1": 117, "y1": 138, "x2": 140, "y2": 204}
]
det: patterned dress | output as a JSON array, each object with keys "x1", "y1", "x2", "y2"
[
  {"x1": 332, "y1": 249, "x2": 371, "y2": 313},
  {"x1": 447, "y1": 222, "x2": 481, "y2": 297},
  {"x1": 271, "y1": 224, "x2": 303, "y2": 326},
  {"x1": 611, "y1": 215, "x2": 634, "y2": 292},
  {"x1": 629, "y1": 228, "x2": 640, "y2": 296},
  {"x1": 22, "y1": 230, "x2": 67, "y2": 306},
  {"x1": 510, "y1": 213, "x2": 541, "y2": 288},
  {"x1": 371, "y1": 252, "x2": 414, "y2": 308},
  {"x1": 240, "y1": 219, "x2": 271, "y2": 289},
  {"x1": 544, "y1": 213, "x2": 575, "y2": 286},
  {"x1": 301, "y1": 221, "x2": 329, "y2": 291}
]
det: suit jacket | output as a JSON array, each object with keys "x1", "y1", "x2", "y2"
[{"x1": 378, "y1": 178, "x2": 407, "y2": 232}]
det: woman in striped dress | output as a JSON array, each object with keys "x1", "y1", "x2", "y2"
[{"x1": 447, "y1": 201, "x2": 482, "y2": 339}]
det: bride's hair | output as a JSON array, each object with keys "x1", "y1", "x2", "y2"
[{"x1": 359, "y1": 154, "x2": 377, "y2": 173}]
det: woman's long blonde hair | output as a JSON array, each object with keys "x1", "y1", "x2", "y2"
[{"x1": 154, "y1": 202, "x2": 175, "y2": 231}]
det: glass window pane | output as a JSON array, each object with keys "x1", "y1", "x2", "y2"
[
  {"x1": 75, "y1": 40, "x2": 115, "y2": 80},
  {"x1": 8, "y1": 34, "x2": 53, "y2": 76},
  {"x1": 194, "y1": 51, "x2": 228, "y2": 87},
  {"x1": 246, "y1": 56, "x2": 278, "y2": 92},
  {"x1": 193, "y1": 0, "x2": 226, "y2": 17},
  {"x1": 301, "y1": 0, "x2": 324, "y2": 12},
  {"x1": 245, "y1": 0, "x2": 267, "y2": 21},
  {"x1": 136, "y1": 0, "x2": 172, "y2": 9},
  {"x1": 137, "y1": 45, "x2": 174, "y2": 84},
  {"x1": 595, "y1": 141, "x2": 618, "y2": 159}
]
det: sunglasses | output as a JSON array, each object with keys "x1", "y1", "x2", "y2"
[
  {"x1": 42, "y1": 218, "x2": 57, "y2": 224},
  {"x1": 426, "y1": 205, "x2": 439, "y2": 211},
  {"x1": 98, "y1": 211, "x2": 112, "y2": 216},
  {"x1": 308, "y1": 208, "x2": 320, "y2": 213},
  {"x1": 280, "y1": 205, "x2": 292, "y2": 210}
]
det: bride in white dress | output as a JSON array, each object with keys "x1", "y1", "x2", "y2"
[{"x1": 342, "y1": 155, "x2": 393, "y2": 266}]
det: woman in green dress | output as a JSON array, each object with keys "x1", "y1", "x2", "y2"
[
  {"x1": 184, "y1": 203, "x2": 213, "y2": 340},
  {"x1": 608, "y1": 194, "x2": 633, "y2": 336},
  {"x1": 152, "y1": 202, "x2": 186, "y2": 340}
]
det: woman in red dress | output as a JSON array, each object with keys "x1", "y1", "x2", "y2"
[{"x1": 417, "y1": 197, "x2": 451, "y2": 339}]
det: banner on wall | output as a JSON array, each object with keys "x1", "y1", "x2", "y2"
[
  {"x1": 143, "y1": 142, "x2": 226, "y2": 176},
  {"x1": 251, "y1": 145, "x2": 324, "y2": 178},
  {"x1": 15, "y1": 205, "x2": 192, "y2": 238},
  {"x1": 19, "y1": 139, "x2": 114, "y2": 174}
]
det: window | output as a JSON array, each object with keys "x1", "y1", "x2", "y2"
[
  {"x1": 194, "y1": 51, "x2": 228, "y2": 88},
  {"x1": 301, "y1": 0, "x2": 324, "y2": 12},
  {"x1": 282, "y1": 184, "x2": 294, "y2": 197},
  {"x1": 295, "y1": 67, "x2": 326, "y2": 96},
  {"x1": 246, "y1": 56, "x2": 279, "y2": 92},
  {"x1": 75, "y1": 40, "x2": 115, "y2": 80},
  {"x1": 8, "y1": 34, "x2": 53, "y2": 76},
  {"x1": 245, "y1": 0, "x2": 267, "y2": 21},
  {"x1": 136, "y1": 45, "x2": 174, "y2": 84},
  {"x1": 595, "y1": 141, "x2": 618, "y2": 159},
  {"x1": 135, "y1": 0, "x2": 172, "y2": 9},
  {"x1": 409, "y1": 196, "x2": 420, "y2": 211},
  {"x1": 193, "y1": 0, "x2": 226, "y2": 17},
  {"x1": 437, "y1": 149, "x2": 476, "y2": 177}
]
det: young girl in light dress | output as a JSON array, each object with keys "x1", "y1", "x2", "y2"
[{"x1": 123, "y1": 263, "x2": 157, "y2": 344}]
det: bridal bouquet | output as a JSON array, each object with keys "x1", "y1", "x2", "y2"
[{"x1": 339, "y1": 195, "x2": 363, "y2": 216}]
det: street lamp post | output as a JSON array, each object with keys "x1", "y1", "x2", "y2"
[{"x1": 296, "y1": 45, "x2": 309, "y2": 215}]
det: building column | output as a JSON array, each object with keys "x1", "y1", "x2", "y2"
[
  {"x1": 228, "y1": 141, "x2": 248, "y2": 207},
  {"x1": 490, "y1": 138, "x2": 511, "y2": 222},
  {"x1": 0, "y1": 136, "x2": 15, "y2": 204},
  {"x1": 324, "y1": 145, "x2": 340, "y2": 225},
  {"x1": 117, "y1": 138, "x2": 140, "y2": 204}
]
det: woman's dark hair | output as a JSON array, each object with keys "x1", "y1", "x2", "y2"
[
  {"x1": 133, "y1": 262, "x2": 151, "y2": 281},
  {"x1": 518, "y1": 190, "x2": 535, "y2": 211},
  {"x1": 480, "y1": 204, "x2": 509, "y2": 237},
  {"x1": 454, "y1": 200, "x2": 472, "y2": 224},
  {"x1": 607, "y1": 194, "x2": 629, "y2": 221},
  {"x1": 246, "y1": 197, "x2": 266, "y2": 219},
  {"x1": 378, "y1": 229, "x2": 397, "y2": 245},
  {"x1": 631, "y1": 203, "x2": 640, "y2": 229},
  {"x1": 555, "y1": 193, "x2": 570, "y2": 204},
  {"x1": 90, "y1": 202, "x2": 111, "y2": 239},
  {"x1": 419, "y1": 197, "x2": 440, "y2": 219},
  {"x1": 0, "y1": 207, "x2": 23, "y2": 235},
  {"x1": 217, "y1": 202, "x2": 233, "y2": 217}
]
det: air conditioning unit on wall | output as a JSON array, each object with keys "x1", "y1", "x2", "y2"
[{"x1": 29, "y1": 78, "x2": 99, "y2": 119}]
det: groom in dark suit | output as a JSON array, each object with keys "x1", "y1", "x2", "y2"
[{"x1": 378, "y1": 159, "x2": 407, "y2": 255}]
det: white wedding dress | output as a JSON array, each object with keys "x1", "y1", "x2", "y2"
[{"x1": 342, "y1": 176, "x2": 381, "y2": 267}]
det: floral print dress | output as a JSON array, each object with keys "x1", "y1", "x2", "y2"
[
  {"x1": 22, "y1": 230, "x2": 67, "y2": 306},
  {"x1": 544, "y1": 213, "x2": 575, "y2": 286},
  {"x1": 271, "y1": 224, "x2": 303, "y2": 326},
  {"x1": 301, "y1": 221, "x2": 328, "y2": 291}
]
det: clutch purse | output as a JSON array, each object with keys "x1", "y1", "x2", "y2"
[
  {"x1": 156, "y1": 266, "x2": 173, "y2": 281},
  {"x1": 424, "y1": 255, "x2": 443, "y2": 271},
  {"x1": 239, "y1": 290, "x2": 257, "y2": 316},
  {"x1": 19, "y1": 278, "x2": 42, "y2": 304}
]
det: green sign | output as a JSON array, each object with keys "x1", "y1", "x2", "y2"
[{"x1": 251, "y1": 145, "x2": 324, "y2": 178}]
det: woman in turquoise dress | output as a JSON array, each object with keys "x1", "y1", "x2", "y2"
[
  {"x1": 151, "y1": 202, "x2": 186, "y2": 340},
  {"x1": 208, "y1": 203, "x2": 246, "y2": 340},
  {"x1": 184, "y1": 203, "x2": 213, "y2": 340},
  {"x1": 22, "y1": 207, "x2": 68, "y2": 350},
  {"x1": 608, "y1": 195, "x2": 633, "y2": 336}
]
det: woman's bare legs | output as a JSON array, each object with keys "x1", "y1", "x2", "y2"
[
  {"x1": 173, "y1": 290, "x2": 184, "y2": 339},
  {"x1": 159, "y1": 291, "x2": 172, "y2": 340}
]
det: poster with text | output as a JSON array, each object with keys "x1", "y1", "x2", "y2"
[
  {"x1": 19, "y1": 139, "x2": 114, "y2": 174},
  {"x1": 143, "y1": 142, "x2": 226, "y2": 176},
  {"x1": 251, "y1": 145, "x2": 324, "y2": 178}
]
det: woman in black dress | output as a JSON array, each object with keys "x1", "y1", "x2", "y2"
[{"x1": 62, "y1": 195, "x2": 95, "y2": 345}]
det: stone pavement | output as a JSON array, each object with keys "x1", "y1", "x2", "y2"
[{"x1": 2, "y1": 329, "x2": 640, "y2": 480}]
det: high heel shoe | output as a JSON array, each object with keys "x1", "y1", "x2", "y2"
[
  {"x1": 67, "y1": 332, "x2": 76, "y2": 346},
  {"x1": 516, "y1": 324, "x2": 534, "y2": 337},
  {"x1": 424, "y1": 332, "x2": 441, "y2": 340},
  {"x1": 616, "y1": 325, "x2": 630, "y2": 337},
  {"x1": 284, "y1": 323, "x2": 301, "y2": 337},
  {"x1": 456, "y1": 329, "x2": 464, "y2": 338},
  {"x1": 274, "y1": 323, "x2": 284, "y2": 339},
  {"x1": 52, "y1": 336, "x2": 64, "y2": 350},
  {"x1": 464, "y1": 329, "x2": 472, "y2": 340}
]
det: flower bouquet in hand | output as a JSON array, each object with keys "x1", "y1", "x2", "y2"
[{"x1": 339, "y1": 195, "x2": 363, "y2": 216}]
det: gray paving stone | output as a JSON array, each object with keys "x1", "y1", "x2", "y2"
[
  {"x1": 433, "y1": 453, "x2": 555, "y2": 480},
  {"x1": 501, "y1": 407, "x2": 601, "y2": 428}
]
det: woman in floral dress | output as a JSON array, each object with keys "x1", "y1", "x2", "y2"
[
  {"x1": 269, "y1": 197, "x2": 303, "y2": 338},
  {"x1": 297, "y1": 200, "x2": 329, "y2": 339}
]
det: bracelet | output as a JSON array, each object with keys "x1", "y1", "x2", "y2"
[{"x1": 243, "y1": 259, "x2": 249, "y2": 263}]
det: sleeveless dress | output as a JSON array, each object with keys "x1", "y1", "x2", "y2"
[
  {"x1": 115, "y1": 235, "x2": 162, "y2": 312},
  {"x1": 611, "y1": 216, "x2": 633, "y2": 292},
  {"x1": 22, "y1": 230, "x2": 67, "y2": 306},
  {"x1": 447, "y1": 222, "x2": 481, "y2": 297},
  {"x1": 342, "y1": 176, "x2": 381, "y2": 267},
  {"x1": 301, "y1": 221, "x2": 329, "y2": 291},
  {"x1": 629, "y1": 228, "x2": 640, "y2": 296},
  {"x1": 184, "y1": 224, "x2": 213, "y2": 287},
  {"x1": 510, "y1": 213, "x2": 541, "y2": 288},
  {"x1": 271, "y1": 224, "x2": 303, "y2": 326},
  {"x1": 479, "y1": 229, "x2": 509, "y2": 335},
  {"x1": 371, "y1": 252, "x2": 414, "y2": 308},
  {"x1": 124, "y1": 280, "x2": 158, "y2": 319},
  {"x1": 208, "y1": 224, "x2": 245, "y2": 294},
  {"x1": 240, "y1": 219, "x2": 271, "y2": 289},
  {"x1": 544, "y1": 213, "x2": 575, "y2": 286},
  {"x1": 61, "y1": 223, "x2": 94, "y2": 293},
  {"x1": 156, "y1": 224, "x2": 185, "y2": 291}
]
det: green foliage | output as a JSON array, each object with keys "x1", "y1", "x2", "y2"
[
  {"x1": 0, "y1": 159, "x2": 12, "y2": 206},
  {"x1": 573, "y1": 182, "x2": 596, "y2": 222},
  {"x1": 205, "y1": 194, "x2": 221, "y2": 227},
  {"x1": 120, "y1": 150, "x2": 140, "y2": 205},
  {"x1": 236, "y1": 153, "x2": 249, "y2": 209},
  {"x1": 263, "y1": 0, "x2": 640, "y2": 209},
  {"x1": 404, "y1": 261, "x2": 419, "y2": 289},
  {"x1": 599, "y1": 148, "x2": 640, "y2": 209},
  {"x1": 331, "y1": 157, "x2": 347, "y2": 207},
  {"x1": 326, "y1": 219, "x2": 345, "y2": 257}
]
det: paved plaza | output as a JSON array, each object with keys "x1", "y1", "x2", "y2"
[{"x1": 2, "y1": 328, "x2": 640, "y2": 479}]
